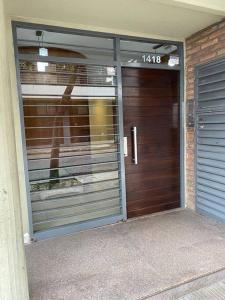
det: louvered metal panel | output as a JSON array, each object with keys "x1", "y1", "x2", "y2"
[{"x1": 196, "y1": 59, "x2": 225, "y2": 222}]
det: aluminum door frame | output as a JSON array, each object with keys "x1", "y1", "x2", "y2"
[{"x1": 12, "y1": 21, "x2": 184, "y2": 239}]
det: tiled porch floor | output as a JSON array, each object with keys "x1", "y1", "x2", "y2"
[{"x1": 26, "y1": 209, "x2": 225, "y2": 300}]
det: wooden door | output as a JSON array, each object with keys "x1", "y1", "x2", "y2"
[{"x1": 122, "y1": 67, "x2": 180, "y2": 218}]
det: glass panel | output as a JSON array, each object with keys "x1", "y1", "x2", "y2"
[
  {"x1": 19, "y1": 59, "x2": 121, "y2": 232},
  {"x1": 16, "y1": 28, "x2": 115, "y2": 61},
  {"x1": 120, "y1": 40, "x2": 180, "y2": 67}
]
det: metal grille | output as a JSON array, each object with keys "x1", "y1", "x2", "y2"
[
  {"x1": 20, "y1": 60, "x2": 122, "y2": 233},
  {"x1": 196, "y1": 59, "x2": 225, "y2": 222}
]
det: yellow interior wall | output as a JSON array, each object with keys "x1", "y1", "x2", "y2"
[{"x1": 89, "y1": 100, "x2": 114, "y2": 142}]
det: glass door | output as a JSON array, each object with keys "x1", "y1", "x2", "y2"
[{"x1": 17, "y1": 35, "x2": 122, "y2": 236}]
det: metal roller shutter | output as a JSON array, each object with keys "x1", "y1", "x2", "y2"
[{"x1": 196, "y1": 58, "x2": 225, "y2": 222}]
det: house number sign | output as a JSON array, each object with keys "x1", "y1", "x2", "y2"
[{"x1": 142, "y1": 54, "x2": 161, "y2": 64}]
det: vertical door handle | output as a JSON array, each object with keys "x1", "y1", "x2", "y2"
[
  {"x1": 132, "y1": 126, "x2": 138, "y2": 165},
  {"x1": 124, "y1": 137, "x2": 128, "y2": 157}
]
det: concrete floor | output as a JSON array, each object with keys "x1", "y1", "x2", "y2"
[{"x1": 26, "y1": 209, "x2": 225, "y2": 300}]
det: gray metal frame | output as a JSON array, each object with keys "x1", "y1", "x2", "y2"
[
  {"x1": 179, "y1": 43, "x2": 185, "y2": 208},
  {"x1": 115, "y1": 37, "x2": 128, "y2": 220},
  {"x1": 12, "y1": 21, "x2": 184, "y2": 239}
]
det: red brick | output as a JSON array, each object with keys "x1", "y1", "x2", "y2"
[
  {"x1": 218, "y1": 20, "x2": 225, "y2": 29},
  {"x1": 208, "y1": 27, "x2": 225, "y2": 40},
  {"x1": 201, "y1": 38, "x2": 218, "y2": 50},
  {"x1": 187, "y1": 45, "x2": 201, "y2": 55},
  {"x1": 217, "y1": 48, "x2": 225, "y2": 56},
  {"x1": 195, "y1": 36, "x2": 209, "y2": 45},
  {"x1": 199, "y1": 52, "x2": 216, "y2": 62}
]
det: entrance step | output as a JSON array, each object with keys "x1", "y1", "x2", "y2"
[
  {"x1": 144, "y1": 267, "x2": 225, "y2": 300},
  {"x1": 177, "y1": 279, "x2": 225, "y2": 299}
]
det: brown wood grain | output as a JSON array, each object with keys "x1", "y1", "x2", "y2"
[{"x1": 122, "y1": 67, "x2": 180, "y2": 218}]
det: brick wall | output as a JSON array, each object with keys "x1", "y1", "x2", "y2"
[{"x1": 186, "y1": 19, "x2": 225, "y2": 209}]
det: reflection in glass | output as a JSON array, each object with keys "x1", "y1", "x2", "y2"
[
  {"x1": 20, "y1": 57, "x2": 121, "y2": 232},
  {"x1": 120, "y1": 40, "x2": 179, "y2": 66},
  {"x1": 17, "y1": 27, "x2": 114, "y2": 61}
]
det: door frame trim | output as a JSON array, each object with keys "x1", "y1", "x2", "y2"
[{"x1": 12, "y1": 21, "x2": 185, "y2": 239}]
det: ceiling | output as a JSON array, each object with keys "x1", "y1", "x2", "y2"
[{"x1": 5, "y1": 0, "x2": 225, "y2": 40}]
